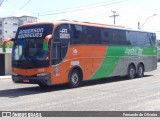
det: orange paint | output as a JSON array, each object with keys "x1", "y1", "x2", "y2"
[
  {"x1": 50, "y1": 45, "x2": 107, "y2": 84},
  {"x1": 12, "y1": 45, "x2": 107, "y2": 85}
]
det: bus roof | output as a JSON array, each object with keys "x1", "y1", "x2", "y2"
[
  {"x1": 19, "y1": 20, "x2": 155, "y2": 34},
  {"x1": 56, "y1": 19, "x2": 125, "y2": 29},
  {"x1": 19, "y1": 20, "x2": 124, "y2": 28}
]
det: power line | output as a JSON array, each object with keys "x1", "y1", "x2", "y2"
[
  {"x1": 18, "y1": 0, "x2": 31, "y2": 10},
  {"x1": 33, "y1": 0, "x2": 129, "y2": 17},
  {"x1": 40, "y1": 0, "x2": 128, "y2": 16},
  {"x1": 33, "y1": 0, "x2": 115, "y2": 14},
  {"x1": 7, "y1": 0, "x2": 32, "y2": 16}
]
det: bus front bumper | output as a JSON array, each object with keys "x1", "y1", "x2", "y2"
[{"x1": 12, "y1": 74, "x2": 51, "y2": 85}]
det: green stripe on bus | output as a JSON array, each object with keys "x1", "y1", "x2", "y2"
[
  {"x1": 90, "y1": 46, "x2": 157, "y2": 80},
  {"x1": 90, "y1": 46, "x2": 121, "y2": 79}
]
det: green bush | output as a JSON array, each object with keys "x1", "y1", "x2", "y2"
[
  {"x1": 6, "y1": 41, "x2": 13, "y2": 48},
  {"x1": 0, "y1": 41, "x2": 13, "y2": 48},
  {"x1": 0, "y1": 41, "x2": 2, "y2": 48}
]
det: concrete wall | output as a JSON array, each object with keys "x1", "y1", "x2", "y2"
[
  {"x1": 5, "y1": 53, "x2": 12, "y2": 75},
  {"x1": 0, "y1": 48, "x2": 12, "y2": 75}
]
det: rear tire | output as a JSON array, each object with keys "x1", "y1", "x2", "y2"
[
  {"x1": 69, "y1": 69, "x2": 82, "y2": 88},
  {"x1": 127, "y1": 64, "x2": 136, "y2": 79},
  {"x1": 136, "y1": 64, "x2": 144, "y2": 78}
]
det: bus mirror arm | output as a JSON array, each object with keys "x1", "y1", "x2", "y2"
[
  {"x1": 43, "y1": 34, "x2": 52, "y2": 51},
  {"x1": 3, "y1": 38, "x2": 14, "y2": 46},
  {"x1": 44, "y1": 34, "x2": 52, "y2": 42}
]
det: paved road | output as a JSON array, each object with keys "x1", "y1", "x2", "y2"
[{"x1": 0, "y1": 63, "x2": 160, "y2": 111}]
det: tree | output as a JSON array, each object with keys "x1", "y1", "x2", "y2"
[{"x1": 0, "y1": 41, "x2": 13, "y2": 48}]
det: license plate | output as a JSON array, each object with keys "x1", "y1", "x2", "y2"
[{"x1": 23, "y1": 80, "x2": 29, "y2": 83}]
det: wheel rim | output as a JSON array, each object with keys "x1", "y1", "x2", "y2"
[
  {"x1": 138, "y1": 66, "x2": 143, "y2": 77},
  {"x1": 71, "y1": 73, "x2": 79, "y2": 85},
  {"x1": 138, "y1": 67, "x2": 143, "y2": 75},
  {"x1": 130, "y1": 68, "x2": 135, "y2": 78}
]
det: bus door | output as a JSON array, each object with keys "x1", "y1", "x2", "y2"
[
  {"x1": 52, "y1": 24, "x2": 71, "y2": 65},
  {"x1": 52, "y1": 39, "x2": 70, "y2": 65},
  {"x1": 52, "y1": 42, "x2": 62, "y2": 65}
]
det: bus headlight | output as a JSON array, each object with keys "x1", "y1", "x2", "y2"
[
  {"x1": 12, "y1": 72, "x2": 18, "y2": 76},
  {"x1": 37, "y1": 73, "x2": 49, "y2": 77}
]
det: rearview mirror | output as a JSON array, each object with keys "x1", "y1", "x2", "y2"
[{"x1": 43, "y1": 34, "x2": 52, "y2": 51}]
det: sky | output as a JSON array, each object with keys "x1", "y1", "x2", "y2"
[{"x1": 0, "y1": 0, "x2": 160, "y2": 38}]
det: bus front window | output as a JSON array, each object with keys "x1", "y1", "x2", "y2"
[
  {"x1": 13, "y1": 45, "x2": 23, "y2": 60},
  {"x1": 12, "y1": 24, "x2": 53, "y2": 69},
  {"x1": 35, "y1": 49, "x2": 49, "y2": 60},
  {"x1": 12, "y1": 39, "x2": 50, "y2": 69}
]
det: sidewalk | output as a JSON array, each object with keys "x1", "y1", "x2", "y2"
[{"x1": 0, "y1": 75, "x2": 11, "y2": 79}]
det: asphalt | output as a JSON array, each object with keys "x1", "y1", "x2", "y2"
[{"x1": 0, "y1": 63, "x2": 160, "y2": 111}]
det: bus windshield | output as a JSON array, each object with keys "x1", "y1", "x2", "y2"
[
  {"x1": 13, "y1": 39, "x2": 48, "y2": 61},
  {"x1": 12, "y1": 24, "x2": 53, "y2": 69}
]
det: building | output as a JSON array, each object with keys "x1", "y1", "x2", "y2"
[
  {"x1": 0, "y1": 16, "x2": 37, "y2": 75},
  {"x1": 0, "y1": 16, "x2": 37, "y2": 41}
]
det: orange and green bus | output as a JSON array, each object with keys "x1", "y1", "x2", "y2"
[{"x1": 3, "y1": 20, "x2": 157, "y2": 87}]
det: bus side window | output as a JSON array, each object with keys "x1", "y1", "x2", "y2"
[
  {"x1": 52, "y1": 24, "x2": 71, "y2": 64},
  {"x1": 101, "y1": 28, "x2": 113, "y2": 44},
  {"x1": 59, "y1": 24, "x2": 70, "y2": 59},
  {"x1": 137, "y1": 32, "x2": 153, "y2": 46},
  {"x1": 85, "y1": 26, "x2": 101, "y2": 44},
  {"x1": 150, "y1": 33, "x2": 156, "y2": 46},
  {"x1": 52, "y1": 43, "x2": 61, "y2": 59},
  {"x1": 126, "y1": 31, "x2": 137, "y2": 46},
  {"x1": 72, "y1": 25, "x2": 87, "y2": 44}
]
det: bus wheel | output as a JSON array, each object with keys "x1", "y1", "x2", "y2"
[
  {"x1": 127, "y1": 64, "x2": 136, "y2": 79},
  {"x1": 69, "y1": 69, "x2": 81, "y2": 88},
  {"x1": 136, "y1": 64, "x2": 144, "y2": 78}
]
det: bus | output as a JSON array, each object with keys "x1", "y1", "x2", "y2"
[
  {"x1": 3, "y1": 20, "x2": 157, "y2": 88},
  {"x1": 157, "y1": 40, "x2": 160, "y2": 61}
]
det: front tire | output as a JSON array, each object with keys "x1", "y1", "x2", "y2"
[{"x1": 69, "y1": 69, "x2": 82, "y2": 88}]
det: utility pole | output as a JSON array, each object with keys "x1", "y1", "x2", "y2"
[
  {"x1": 109, "y1": 10, "x2": 119, "y2": 25},
  {"x1": 0, "y1": 0, "x2": 4, "y2": 6}
]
